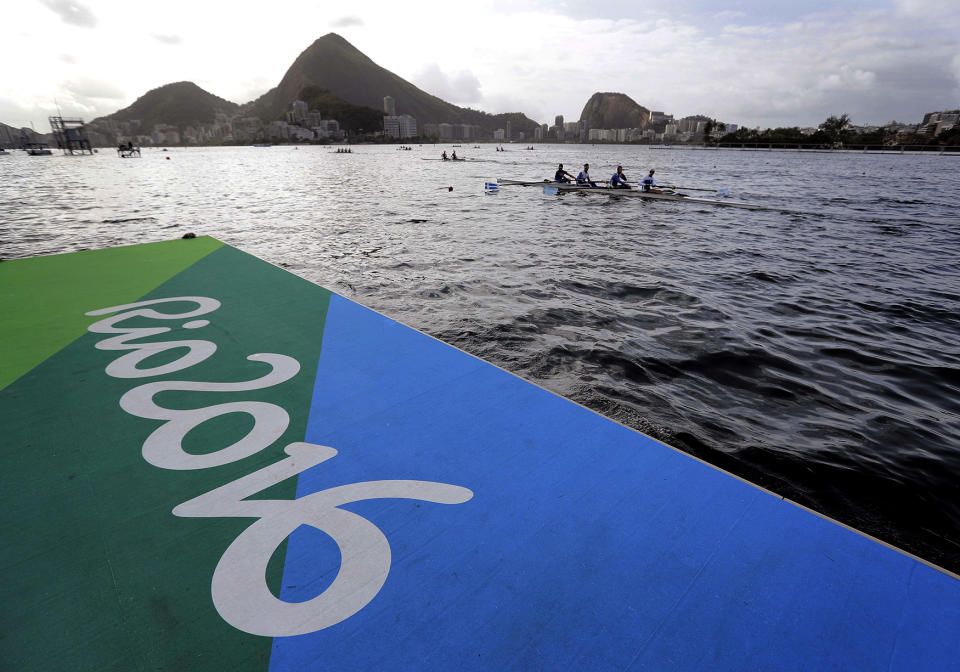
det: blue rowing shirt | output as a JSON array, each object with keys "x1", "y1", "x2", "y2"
[
  {"x1": 640, "y1": 176, "x2": 656, "y2": 192},
  {"x1": 611, "y1": 172, "x2": 628, "y2": 186}
]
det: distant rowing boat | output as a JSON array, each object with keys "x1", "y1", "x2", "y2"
[{"x1": 422, "y1": 157, "x2": 494, "y2": 162}]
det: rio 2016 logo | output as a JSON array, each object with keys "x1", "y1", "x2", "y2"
[{"x1": 86, "y1": 297, "x2": 473, "y2": 637}]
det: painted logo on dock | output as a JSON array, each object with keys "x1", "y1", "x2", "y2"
[{"x1": 85, "y1": 296, "x2": 473, "y2": 637}]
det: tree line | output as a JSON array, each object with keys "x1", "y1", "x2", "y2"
[{"x1": 712, "y1": 113, "x2": 959, "y2": 147}]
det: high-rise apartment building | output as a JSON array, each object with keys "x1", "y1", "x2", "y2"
[{"x1": 383, "y1": 114, "x2": 417, "y2": 139}]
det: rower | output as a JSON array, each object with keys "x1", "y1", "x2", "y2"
[
  {"x1": 576, "y1": 163, "x2": 597, "y2": 187},
  {"x1": 610, "y1": 165, "x2": 630, "y2": 188},
  {"x1": 554, "y1": 163, "x2": 575, "y2": 183},
  {"x1": 639, "y1": 169, "x2": 662, "y2": 193},
  {"x1": 451, "y1": 151, "x2": 458, "y2": 160},
  {"x1": 441, "y1": 151, "x2": 448, "y2": 160}
]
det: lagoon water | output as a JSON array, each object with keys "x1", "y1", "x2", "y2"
[{"x1": 2, "y1": 143, "x2": 958, "y2": 571}]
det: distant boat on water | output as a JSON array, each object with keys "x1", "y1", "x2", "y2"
[{"x1": 24, "y1": 142, "x2": 52, "y2": 156}]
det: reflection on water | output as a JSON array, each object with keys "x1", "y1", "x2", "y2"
[{"x1": 2, "y1": 144, "x2": 959, "y2": 571}]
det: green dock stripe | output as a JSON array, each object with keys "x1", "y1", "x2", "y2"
[
  {"x1": 0, "y1": 243, "x2": 331, "y2": 671},
  {"x1": 0, "y1": 236, "x2": 224, "y2": 391}
]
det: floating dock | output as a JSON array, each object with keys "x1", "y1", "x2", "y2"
[{"x1": 1, "y1": 237, "x2": 958, "y2": 671}]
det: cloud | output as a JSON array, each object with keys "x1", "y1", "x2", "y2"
[
  {"x1": 713, "y1": 10, "x2": 745, "y2": 21},
  {"x1": 63, "y1": 78, "x2": 125, "y2": 101},
  {"x1": 414, "y1": 64, "x2": 483, "y2": 106},
  {"x1": 229, "y1": 76, "x2": 276, "y2": 105},
  {"x1": 895, "y1": 0, "x2": 960, "y2": 17},
  {"x1": 722, "y1": 23, "x2": 777, "y2": 36},
  {"x1": 0, "y1": 99, "x2": 44, "y2": 130},
  {"x1": 151, "y1": 33, "x2": 183, "y2": 45},
  {"x1": 818, "y1": 65, "x2": 877, "y2": 92},
  {"x1": 330, "y1": 15, "x2": 363, "y2": 28},
  {"x1": 38, "y1": 0, "x2": 96, "y2": 27}
]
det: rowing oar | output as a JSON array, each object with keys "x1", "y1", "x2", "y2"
[{"x1": 657, "y1": 184, "x2": 730, "y2": 195}]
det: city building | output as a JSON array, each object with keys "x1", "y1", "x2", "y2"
[
  {"x1": 677, "y1": 115, "x2": 711, "y2": 133},
  {"x1": 587, "y1": 128, "x2": 617, "y2": 142},
  {"x1": 287, "y1": 100, "x2": 308, "y2": 124},
  {"x1": 919, "y1": 110, "x2": 959, "y2": 135},
  {"x1": 505, "y1": 121, "x2": 512, "y2": 142},
  {"x1": 312, "y1": 120, "x2": 341, "y2": 139},
  {"x1": 268, "y1": 120, "x2": 291, "y2": 140},
  {"x1": 383, "y1": 114, "x2": 418, "y2": 139},
  {"x1": 289, "y1": 126, "x2": 315, "y2": 141},
  {"x1": 383, "y1": 96, "x2": 396, "y2": 116},
  {"x1": 649, "y1": 111, "x2": 671, "y2": 126},
  {"x1": 493, "y1": 129, "x2": 505, "y2": 141}
]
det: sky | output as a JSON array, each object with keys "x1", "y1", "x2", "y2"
[{"x1": 2, "y1": 0, "x2": 959, "y2": 130}]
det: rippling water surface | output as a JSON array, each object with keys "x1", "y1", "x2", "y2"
[{"x1": 2, "y1": 144, "x2": 958, "y2": 571}]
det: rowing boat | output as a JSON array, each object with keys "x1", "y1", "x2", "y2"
[
  {"x1": 546, "y1": 183, "x2": 768, "y2": 210},
  {"x1": 491, "y1": 178, "x2": 767, "y2": 210},
  {"x1": 423, "y1": 157, "x2": 495, "y2": 163}
]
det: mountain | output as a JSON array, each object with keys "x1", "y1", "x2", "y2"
[
  {"x1": 93, "y1": 81, "x2": 239, "y2": 130},
  {"x1": 249, "y1": 33, "x2": 540, "y2": 133},
  {"x1": 0, "y1": 122, "x2": 46, "y2": 147},
  {"x1": 579, "y1": 92, "x2": 650, "y2": 130}
]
